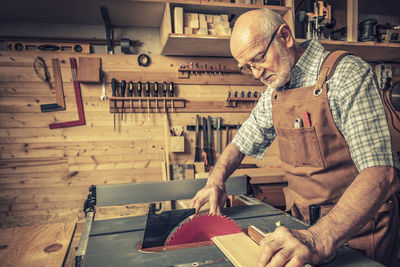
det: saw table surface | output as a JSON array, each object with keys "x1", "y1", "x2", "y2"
[{"x1": 83, "y1": 204, "x2": 383, "y2": 266}]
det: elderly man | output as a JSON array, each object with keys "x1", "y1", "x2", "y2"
[{"x1": 191, "y1": 8, "x2": 400, "y2": 267}]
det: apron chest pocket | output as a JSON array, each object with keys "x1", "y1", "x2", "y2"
[{"x1": 277, "y1": 127, "x2": 325, "y2": 168}]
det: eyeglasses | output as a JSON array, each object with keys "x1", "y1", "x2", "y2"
[{"x1": 239, "y1": 27, "x2": 279, "y2": 75}]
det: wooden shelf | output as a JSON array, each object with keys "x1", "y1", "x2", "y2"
[
  {"x1": 161, "y1": 2, "x2": 291, "y2": 56},
  {"x1": 169, "y1": 2, "x2": 290, "y2": 16},
  {"x1": 296, "y1": 39, "x2": 400, "y2": 63},
  {"x1": 161, "y1": 34, "x2": 231, "y2": 56}
]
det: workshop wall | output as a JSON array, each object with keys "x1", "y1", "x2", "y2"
[{"x1": 0, "y1": 51, "x2": 279, "y2": 227}]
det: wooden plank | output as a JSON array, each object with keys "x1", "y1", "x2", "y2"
[
  {"x1": 0, "y1": 220, "x2": 76, "y2": 266},
  {"x1": 51, "y1": 58, "x2": 66, "y2": 108},
  {"x1": 212, "y1": 232, "x2": 260, "y2": 267},
  {"x1": 347, "y1": 0, "x2": 358, "y2": 42},
  {"x1": 232, "y1": 167, "x2": 285, "y2": 184},
  {"x1": 0, "y1": 208, "x2": 81, "y2": 228},
  {"x1": 174, "y1": 7, "x2": 184, "y2": 34},
  {"x1": 0, "y1": 200, "x2": 83, "y2": 212},
  {"x1": 0, "y1": 157, "x2": 68, "y2": 174},
  {"x1": 77, "y1": 57, "x2": 101, "y2": 82},
  {"x1": 0, "y1": 186, "x2": 89, "y2": 204},
  {"x1": 160, "y1": 3, "x2": 172, "y2": 50},
  {"x1": 0, "y1": 168, "x2": 164, "y2": 189}
]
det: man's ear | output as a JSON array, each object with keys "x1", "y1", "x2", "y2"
[{"x1": 277, "y1": 24, "x2": 294, "y2": 49}]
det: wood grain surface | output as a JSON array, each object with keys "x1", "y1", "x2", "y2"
[
  {"x1": 0, "y1": 220, "x2": 76, "y2": 266},
  {"x1": 212, "y1": 232, "x2": 260, "y2": 267}
]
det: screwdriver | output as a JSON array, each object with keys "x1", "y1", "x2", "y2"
[
  {"x1": 162, "y1": 81, "x2": 168, "y2": 112},
  {"x1": 154, "y1": 81, "x2": 159, "y2": 113},
  {"x1": 145, "y1": 81, "x2": 151, "y2": 120},
  {"x1": 128, "y1": 81, "x2": 134, "y2": 123},
  {"x1": 111, "y1": 78, "x2": 118, "y2": 132},
  {"x1": 137, "y1": 81, "x2": 143, "y2": 110},
  {"x1": 169, "y1": 82, "x2": 174, "y2": 113},
  {"x1": 120, "y1": 80, "x2": 126, "y2": 122}
]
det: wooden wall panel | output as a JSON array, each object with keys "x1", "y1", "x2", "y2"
[{"x1": 0, "y1": 51, "x2": 278, "y2": 228}]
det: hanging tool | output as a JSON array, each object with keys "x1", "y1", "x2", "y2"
[
  {"x1": 162, "y1": 82, "x2": 168, "y2": 113},
  {"x1": 111, "y1": 78, "x2": 118, "y2": 131},
  {"x1": 207, "y1": 116, "x2": 214, "y2": 166},
  {"x1": 100, "y1": 6, "x2": 114, "y2": 54},
  {"x1": 33, "y1": 56, "x2": 52, "y2": 89},
  {"x1": 298, "y1": 0, "x2": 334, "y2": 39},
  {"x1": 194, "y1": 115, "x2": 201, "y2": 162},
  {"x1": 100, "y1": 72, "x2": 107, "y2": 100},
  {"x1": 216, "y1": 117, "x2": 221, "y2": 153},
  {"x1": 137, "y1": 81, "x2": 143, "y2": 110},
  {"x1": 49, "y1": 58, "x2": 86, "y2": 129},
  {"x1": 145, "y1": 81, "x2": 151, "y2": 120},
  {"x1": 128, "y1": 81, "x2": 134, "y2": 123},
  {"x1": 202, "y1": 117, "x2": 208, "y2": 166},
  {"x1": 169, "y1": 82, "x2": 175, "y2": 113},
  {"x1": 40, "y1": 58, "x2": 66, "y2": 112},
  {"x1": 120, "y1": 80, "x2": 126, "y2": 121},
  {"x1": 154, "y1": 81, "x2": 159, "y2": 113}
]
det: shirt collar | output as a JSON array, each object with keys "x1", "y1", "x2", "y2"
[{"x1": 294, "y1": 39, "x2": 326, "y2": 76}]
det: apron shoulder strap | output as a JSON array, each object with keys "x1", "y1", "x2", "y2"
[{"x1": 315, "y1": 50, "x2": 352, "y2": 90}]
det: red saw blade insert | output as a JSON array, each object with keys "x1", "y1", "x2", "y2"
[{"x1": 165, "y1": 214, "x2": 242, "y2": 246}]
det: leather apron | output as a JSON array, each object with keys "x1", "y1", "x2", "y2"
[{"x1": 271, "y1": 51, "x2": 400, "y2": 266}]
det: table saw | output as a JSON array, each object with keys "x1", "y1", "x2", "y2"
[{"x1": 75, "y1": 176, "x2": 383, "y2": 267}]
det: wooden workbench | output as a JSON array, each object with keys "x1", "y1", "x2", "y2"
[{"x1": 0, "y1": 220, "x2": 76, "y2": 266}]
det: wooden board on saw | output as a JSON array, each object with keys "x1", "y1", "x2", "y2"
[
  {"x1": 0, "y1": 220, "x2": 76, "y2": 266},
  {"x1": 211, "y1": 232, "x2": 260, "y2": 267}
]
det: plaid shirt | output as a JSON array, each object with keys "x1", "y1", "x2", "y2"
[{"x1": 233, "y1": 39, "x2": 399, "y2": 171}]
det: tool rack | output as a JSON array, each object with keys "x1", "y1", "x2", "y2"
[
  {"x1": 109, "y1": 97, "x2": 186, "y2": 113},
  {"x1": 225, "y1": 96, "x2": 260, "y2": 108},
  {"x1": 177, "y1": 64, "x2": 241, "y2": 79}
]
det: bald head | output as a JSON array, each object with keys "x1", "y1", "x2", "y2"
[{"x1": 230, "y1": 8, "x2": 286, "y2": 59}]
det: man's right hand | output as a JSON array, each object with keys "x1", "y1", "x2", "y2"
[{"x1": 190, "y1": 182, "x2": 228, "y2": 215}]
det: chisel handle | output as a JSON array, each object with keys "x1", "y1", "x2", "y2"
[
  {"x1": 137, "y1": 81, "x2": 142, "y2": 97},
  {"x1": 128, "y1": 81, "x2": 134, "y2": 97},
  {"x1": 154, "y1": 81, "x2": 159, "y2": 97},
  {"x1": 120, "y1": 80, "x2": 126, "y2": 97},
  {"x1": 111, "y1": 78, "x2": 118, "y2": 97}
]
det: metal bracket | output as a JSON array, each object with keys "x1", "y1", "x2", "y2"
[{"x1": 83, "y1": 185, "x2": 96, "y2": 215}]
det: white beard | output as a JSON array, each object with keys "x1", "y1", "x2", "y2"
[{"x1": 260, "y1": 42, "x2": 294, "y2": 88}]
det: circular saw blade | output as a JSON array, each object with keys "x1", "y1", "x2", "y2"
[{"x1": 165, "y1": 214, "x2": 242, "y2": 246}]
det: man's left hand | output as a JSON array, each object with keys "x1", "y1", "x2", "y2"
[{"x1": 257, "y1": 226, "x2": 331, "y2": 267}]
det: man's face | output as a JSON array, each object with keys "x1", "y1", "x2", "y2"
[{"x1": 232, "y1": 28, "x2": 294, "y2": 88}]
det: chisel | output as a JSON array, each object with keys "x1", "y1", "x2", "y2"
[
  {"x1": 154, "y1": 81, "x2": 159, "y2": 113},
  {"x1": 216, "y1": 117, "x2": 221, "y2": 153},
  {"x1": 128, "y1": 81, "x2": 134, "y2": 123},
  {"x1": 111, "y1": 78, "x2": 118, "y2": 131},
  {"x1": 137, "y1": 81, "x2": 143, "y2": 110},
  {"x1": 120, "y1": 80, "x2": 126, "y2": 121},
  {"x1": 207, "y1": 116, "x2": 214, "y2": 166},
  {"x1": 202, "y1": 117, "x2": 208, "y2": 166},
  {"x1": 162, "y1": 81, "x2": 168, "y2": 112},
  {"x1": 194, "y1": 115, "x2": 201, "y2": 162},
  {"x1": 169, "y1": 82, "x2": 174, "y2": 113},
  {"x1": 145, "y1": 81, "x2": 151, "y2": 120}
]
